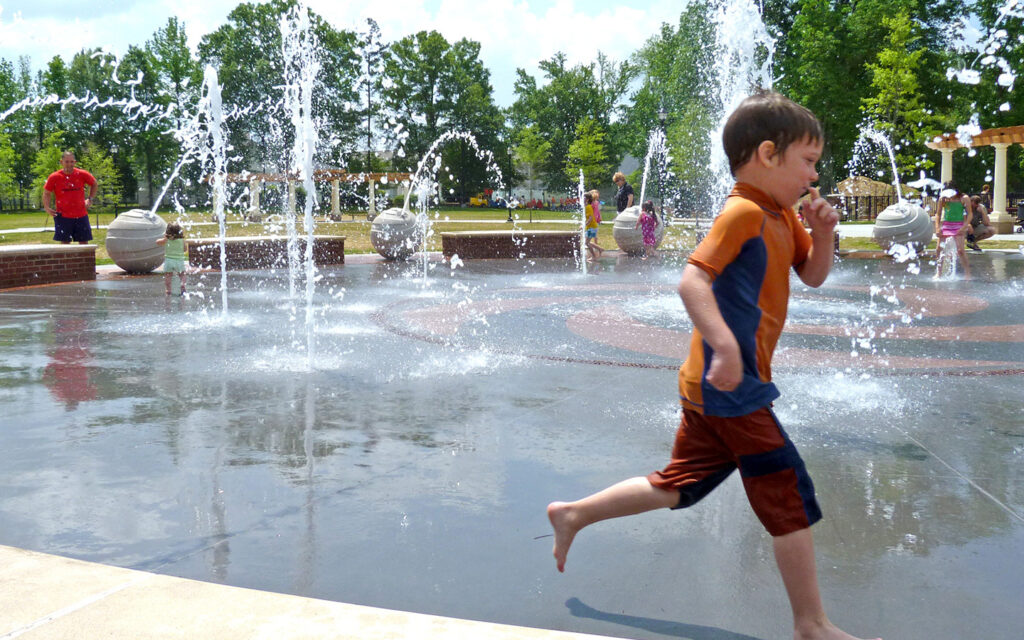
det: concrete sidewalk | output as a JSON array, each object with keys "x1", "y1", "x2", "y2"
[{"x1": 0, "y1": 545, "x2": 619, "y2": 640}]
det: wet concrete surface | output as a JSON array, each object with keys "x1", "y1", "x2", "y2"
[{"x1": 1, "y1": 253, "x2": 1022, "y2": 640}]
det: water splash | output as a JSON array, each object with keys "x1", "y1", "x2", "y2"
[
  {"x1": 396, "y1": 130, "x2": 504, "y2": 280},
  {"x1": 281, "y1": 4, "x2": 322, "y2": 360},
  {"x1": 935, "y1": 236, "x2": 960, "y2": 279},
  {"x1": 577, "y1": 169, "x2": 587, "y2": 274},
  {"x1": 638, "y1": 128, "x2": 668, "y2": 208},
  {"x1": 852, "y1": 126, "x2": 905, "y2": 202},
  {"x1": 707, "y1": 0, "x2": 776, "y2": 210},
  {"x1": 194, "y1": 66, "x2": 231, "y2": 318}
]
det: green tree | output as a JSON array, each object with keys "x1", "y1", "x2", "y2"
[
  {"x1": 383, "y1": 30, "x2": 456, "y2": 164},
  {"x1": 514, "y1": 125, "x2": 551, "y2": 200},
  {"x1": 776, "y1": 0, "x2": 858, "y2": 188},
  {"x1": 30, "y1": 131, "x2": 65, "y2": 206},
  {"x1": 357, "y1": 18, "x2": 388, "y2": 173},
  {"x1": 117, "y1": 45, "x2": 178, "y2": 207},
  {"x1": 79, "y1": 142, "x2": 123, "y2": 211},
  {"x1": 510, "y1": 52, "x2": 630, "y2": 192},
  {"x1": 382, "y1": 31, "x2": 505, "y2": 200},
  {"x1": 36, "y1": 56, "x2": 68, "y2": 147},
  {"x1": 440, "y1": 38, "x2": 505, "y2": 201},
  {"x1": 198, "y1": 0, "x2": 362, "y2": 172},
  {"x1": 776, "y1": 0, "x2": 968, "y2": 188},
  {"x1": 626, "y1": 2, "x2": 716, "y2": 211},
  {"x1": 564, "y1": 118, "x2": 610, "y2": 187},
  {"x1": 0, "y1": 132, "x2": 17, "y2": 202},
  {"x1": 147, "y1": 16, "x2": 202, "y2": 124},
  {"x1": 130, "y1": 17, "x2": 204, "y2": 207},
  {"x1": 0, "y1": 56, "x2": 36, "y2": 206},
  {"x1": 861, "y1": 10, "x2": 940, "y2": 178}
]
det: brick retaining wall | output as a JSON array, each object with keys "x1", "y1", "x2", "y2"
[
  {"x1": 440, "y1": 230, "x2": 582, "y2": 260},
  {"x1": 0, "y1": 245, "x2": 97, "y2": 289},
  {"x1": 188, "y1": 236, "x2": 346, "y2": 270}
]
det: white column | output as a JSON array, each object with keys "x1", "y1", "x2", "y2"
[
  {"x1": 991, "y1": 143, "x2": 1014, "y2": 233},
  {"x1": 939, "y1": 149, "x2": 954, "y2": 184},
  {"x1": 248, "y1": 179, "x2": 261, "y2": 218},
  {"x1": 288, "y1": 180, "x2": 297, "y2": 216},
  {"x1": 331, "y1": 179, "x2": 340, "y2": 218},
  {"x1": 368, "y1": 178, "x2": 377, "y2": 221}
]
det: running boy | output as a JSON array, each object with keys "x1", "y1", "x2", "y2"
[{"x1": 547, "y1": 91, "x2": 879, "y2": 640}]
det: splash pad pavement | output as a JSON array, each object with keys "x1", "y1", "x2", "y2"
[{"x1": 1, "y1": 253, "x2": 1022, "y2": 640}]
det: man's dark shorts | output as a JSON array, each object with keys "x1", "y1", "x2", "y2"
[{"x1": 53, "y1": 215, "x2": 93, "y2": 243}]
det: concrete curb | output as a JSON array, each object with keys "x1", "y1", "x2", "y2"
[{"x1": 0, "y1": 545, "x2": 620, "y2": 640}]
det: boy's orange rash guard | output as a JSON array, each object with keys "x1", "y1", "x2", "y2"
[{"x1": 680, "y1": 183, "x2": 813, "y2": 417}]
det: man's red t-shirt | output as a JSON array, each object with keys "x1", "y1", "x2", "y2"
[{"x1": 44, "y1": 168, "x2": 96, "y2": 218}]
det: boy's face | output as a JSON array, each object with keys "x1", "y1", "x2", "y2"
[{"x1": 769, "y1": 137, "x2": 822, "y2": 208}]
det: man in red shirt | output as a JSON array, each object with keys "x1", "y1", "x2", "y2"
[{"x1": 42, "y1": 151, "x2": 98, "y2": 244}]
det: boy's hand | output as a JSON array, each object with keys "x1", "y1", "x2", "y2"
[
  {"x1": 802, "y1": 187, "x2": 838, "y2": 235},
  {"x1": 706, "y1": 343, "x2": 743, "y2": 392}
]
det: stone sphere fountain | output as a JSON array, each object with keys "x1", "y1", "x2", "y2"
[
  {"x1": 104, "y1": 209, "x2": 167, "y2": 273},
  {"x1": 871, "y1": 201, "x2": 934, "y2": 250},
  {"x1": 612, "y1": 205, "x2": 666, "y2": 255},
  {"x1": 370, "y1": 207, "x2": 421, "y2": 260}
]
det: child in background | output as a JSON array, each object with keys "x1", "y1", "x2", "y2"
[
  {"x1": 634, "y1": 200, "x2": 659, "y2": 259},
  {"x1": 933, "y1": 181, "x2": 971, "y2": 277},
  {"x1": 589, "y1": 189, "x2": 602, "y2": 224},
  {"x1": 584, "y1": 192, "x2": 603, "y2": 261},
  {"x1": 156, "y1": 222, "x2": 188, "y2": 296},
  {"x1": 547, "y1": 91, "x2": 880, "y2": 640}
]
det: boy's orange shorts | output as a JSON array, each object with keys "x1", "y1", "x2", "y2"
[{"x1": 647, "y1": 406, "x2": 822, "y2": 536}]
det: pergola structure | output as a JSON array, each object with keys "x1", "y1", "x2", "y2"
[
  {"x1": 925, "y1": 125, "x2": 1024, "y2": 233},
  {"x1": 219, "y1": 170, "x2": 412, "y2": 219}
]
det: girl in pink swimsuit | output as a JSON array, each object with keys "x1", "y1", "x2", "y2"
[
  {"x1": 934, "y1": 181, "x2": 972, "y2": 277},
  {"x1": 635, "y1": 200, "x2": 659, "y2": 259}
]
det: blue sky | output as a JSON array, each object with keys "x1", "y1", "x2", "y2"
[{"x1": 0, "y1": 0, "x2": 685, "y2": 106}]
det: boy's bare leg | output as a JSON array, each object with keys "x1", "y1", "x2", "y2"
[
  {"x1": 773, "y1": 528, "x2": 880, "y2": 640},
  {"x1": 164, "y1": 273, "x2": 172, "y2": 295},
  {"x1": 547, "y1": 476, "x2": 677, "y2": 572}
]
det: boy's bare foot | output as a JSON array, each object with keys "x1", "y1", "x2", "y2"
[{"x1": 547, "y1": 501, "x2": 579, "y2": 572}]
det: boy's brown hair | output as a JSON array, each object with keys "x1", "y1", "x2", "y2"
[
  {"x1": 723, "y1": 91, "x2": 823, "y2": 175},
  {"x1": 165, "y1": 221, "x2": 184, "y2": 239}
]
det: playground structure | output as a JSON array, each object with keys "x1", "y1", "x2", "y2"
[{"x1": 218, "y1": 170, "x2": 412, "y2": 220}]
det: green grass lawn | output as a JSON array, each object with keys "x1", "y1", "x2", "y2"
[
  {"x1": 0, "y1": 208, "x2": 612, "y2": 264},
  {"x1": 2, "y1": 208, "x2": 1020, "y2": 264}
]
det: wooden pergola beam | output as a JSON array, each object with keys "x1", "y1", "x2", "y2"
[
  {"x1": 221, "y1": 171, "x2": 412, "y2": 184},
  {"x1": 926, "y1": 125, "x2": 1024, "y2": 150}
]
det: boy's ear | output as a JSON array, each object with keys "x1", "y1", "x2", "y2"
[{"x1": 755, "y1": 140, "x2": 777, "y2": 167}]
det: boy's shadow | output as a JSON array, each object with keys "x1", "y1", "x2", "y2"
[{"x1": 566, "y1": 597, "x2": 766, "y2": 640}]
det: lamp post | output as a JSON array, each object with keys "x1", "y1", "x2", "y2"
[
  {"x1": 657, "y1": 105, "x2": 668, "y2": 222},
  {"x1": 506, "y1": 136, "x2": 515, "y2": 223}
]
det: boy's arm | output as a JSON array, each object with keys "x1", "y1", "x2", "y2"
[
  {"x1": 155, "y1": 237, "x2": 167, "y2": 245},
  {"x1": 678, "y1": 263, "x2": 742, "y2": 392},
  {"x1": 795, "y1": 187, "x2": 838, "y2": 288}
]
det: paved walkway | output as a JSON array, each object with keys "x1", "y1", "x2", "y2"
[{"x1": 0, "y1": 545, "x2": 619, "y2": 640}]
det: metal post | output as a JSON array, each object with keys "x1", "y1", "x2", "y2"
[{"x1": 658, "y1": 105, "x2": 667, "y2": 221}]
